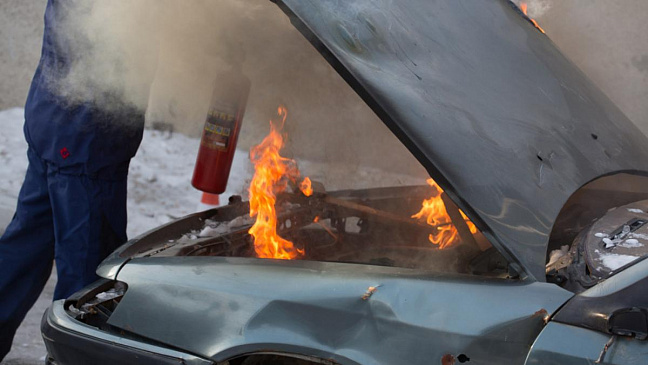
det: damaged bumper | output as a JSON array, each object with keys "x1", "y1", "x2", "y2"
[{"x1": 41, "y1": 288, "x2": 214, "y2": 365}]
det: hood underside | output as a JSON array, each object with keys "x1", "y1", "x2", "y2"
[{"x1": 275, "y1": 0, "x2": 648, "y2": 280}]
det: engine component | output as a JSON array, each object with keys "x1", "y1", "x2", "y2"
[{"x1": 547, "y1": 200, "x2": 648, "y2": 292}]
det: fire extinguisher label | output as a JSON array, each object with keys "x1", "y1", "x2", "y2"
[{"x1": 202, "y1": 110, "x2": 236, "y2": 150}]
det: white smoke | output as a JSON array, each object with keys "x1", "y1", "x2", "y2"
[
  {"x1": 50, "y1": 0, "x2": 427, "y2": 180},
  {"x1": 54, "y1": 0, "x2": 263, "y2": 113}
]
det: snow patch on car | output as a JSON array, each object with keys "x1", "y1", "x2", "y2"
[
  {"x1": 630, "y1": 232, "x2": 648, "y2": 240},
  {"x1": 618, "y1": 238, "x2": 643, "y2": 248},
  {"x1": 198, "y1": 216, "x2": 255, "y2": 238},
  {"x1": 598, "y1": 253, "x2": 640, "y2": 271}
]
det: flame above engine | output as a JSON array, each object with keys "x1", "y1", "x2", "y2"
[
  {"x1": 519, "y1": 1, "x2": 546, "y2": 34},
  {"x1": 300, "y1": 177, "x2": 313, "y2": 197},
  {"x1": 248, "y1": 106, "x2": 309, "y2": 259},
  {"x1": 412, "y1": 178, "x2": 477, "y2": 249}
]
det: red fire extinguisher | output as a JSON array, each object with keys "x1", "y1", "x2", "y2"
[{"x1": 192, "y1": 65, "x2": 251, "y2": 194}]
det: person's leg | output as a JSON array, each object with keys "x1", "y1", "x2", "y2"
[
  {"x1": 48, "y1": 168, "x2": 128, "y2": 300},
  {"x1": 0, "y1": 149, "x2": 55, "y2": 361}
]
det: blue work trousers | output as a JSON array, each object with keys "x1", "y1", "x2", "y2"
[{"x1": 0, "y1": 147, "x2": 129, "y2": 359}]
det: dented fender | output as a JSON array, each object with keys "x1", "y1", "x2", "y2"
[{"x1": 105, "y1": 257, "x2": 572, "y2": 364}]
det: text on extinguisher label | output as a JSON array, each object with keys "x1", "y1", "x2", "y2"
[{"x1": 202, "y1": 110, "x2": 236, "y2": 150}]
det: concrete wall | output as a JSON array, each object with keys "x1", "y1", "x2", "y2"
[
  {"x1": 0, "y1": 0, "x2": 43, "y2": 109},
  {"x1": 539, "y1": 0, "x2": 648, "y2": 133},
  {"x1": 1, "y1": 0, "x2": 648, "y2": 134}
]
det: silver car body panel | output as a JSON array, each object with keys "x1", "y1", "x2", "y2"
[
  {"x1": 580, "y1": 257, "x2": 648, "y2": 298},
  {"x1": 274, "y1": 0, "x2": 648, "y2": 280},
  {"x1": 107, "y1": 257, "x2": 572, "y2": 364},
  {"x1": 43, "y1": 301, "x2": 214, "y2": 365},
  {"x1": 525, "y1": 322, "x2": 648, "y2": 365},
  {"x1": 526, "y1": 257, "x2": 648, "y2": 364}
]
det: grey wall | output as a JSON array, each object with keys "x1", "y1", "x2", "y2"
[
  {"x1": 540, "y1": 0, "x2": 648, "y2": 133},
  {"x1": 0, "y1": 0, "x2": 43, "y2": 109},
  {"x1": 1, "y1": 0, "x2": 647, "y2": 134}
]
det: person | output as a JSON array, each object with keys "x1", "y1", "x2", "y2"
[{"x1": 0, "y1": 0, "x2": 144, "y2": 360}]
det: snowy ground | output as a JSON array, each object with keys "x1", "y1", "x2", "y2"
[{"x1": 0, "y1": 108, "x2": 29, "y2": 235}]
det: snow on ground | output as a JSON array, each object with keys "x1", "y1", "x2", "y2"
[{"x1": 0, "y1": 108, "x2": 29, "y2": 231}]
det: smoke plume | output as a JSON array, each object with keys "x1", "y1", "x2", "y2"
[
  {"x1": 51, "y1": 0, "x2": 428, "y2": 186},
  {"x1": 55, "y1": 0, "x2": 261, "y2": 112}
]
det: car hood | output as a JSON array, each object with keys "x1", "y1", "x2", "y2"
[{"x1": 275, "y1": 0, "x2": 648, "y2": 280}]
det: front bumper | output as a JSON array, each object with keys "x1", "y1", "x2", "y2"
[{"x1": 41, "y1": 299, "x2": 214, "y2": 365}]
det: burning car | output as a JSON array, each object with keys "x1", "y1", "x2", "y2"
[{"x1": 42, "y1": 0, "x2": 648, "y2": 364}]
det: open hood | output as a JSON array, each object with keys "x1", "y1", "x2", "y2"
[{"x1": 275, "y1": 0, "x2": 648, "y2": 280}]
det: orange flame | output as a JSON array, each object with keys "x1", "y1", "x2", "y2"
[
  {"x1": 412, "y1": 179, "x2": 477, "y2": 249},
  {"x1": 248, "y1": 106, "x2": 306, "y2": 259},
  {"x1": 520, "y1": 2, "x2": 546, "y2": 34},
  {"x1": 300, "y1": 177, "x2": 313, "y2": 197}
]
